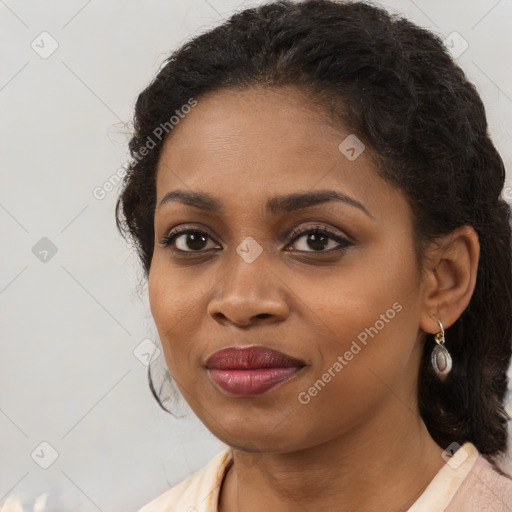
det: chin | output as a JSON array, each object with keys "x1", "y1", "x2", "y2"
[{"x1": 203, "y1": 415, "x2": 311, "y2": 454}]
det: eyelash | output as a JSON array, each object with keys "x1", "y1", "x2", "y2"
[{"x1": 159, "y1": 224, "x2": 353, "y2": 254}]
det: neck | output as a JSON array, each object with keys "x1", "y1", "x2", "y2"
[{"x1": 219, "y1": 401, "x2": 445, "y2": 512}]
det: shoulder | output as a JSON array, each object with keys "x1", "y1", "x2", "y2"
[
  {"x1": 137, "y1": 447, "x2": 233, "y2": 512},
  {"x1": 447, "y1": 453, "x2": 512, "y2": 511}
]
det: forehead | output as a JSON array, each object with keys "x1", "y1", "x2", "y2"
[
  {"x1": 155, "y1": 86, "x2": 403, "y2": 219},
  {"x1": 157, "y1": 86, "x2": 340, "y2": 171}
]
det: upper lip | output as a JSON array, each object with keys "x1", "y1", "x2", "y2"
[{"x1": 205, "y1": 346, "x2": 306, "y2": 370}]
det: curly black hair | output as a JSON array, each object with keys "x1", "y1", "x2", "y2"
[{"x1": 115, "y1": 0, "x2": 512, "y2": 475}]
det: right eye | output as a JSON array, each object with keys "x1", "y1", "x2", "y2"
[{"x1": 160, "y1": 228, "x2": 220, "y2": 252}]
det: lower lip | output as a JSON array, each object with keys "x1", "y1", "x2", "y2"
[{"x1": 207, "y1": 367, "x2": 303, "y2": 397}]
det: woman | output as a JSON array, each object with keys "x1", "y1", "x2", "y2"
[{"x1": 116, "y1": 0, "x2": 512, "y2": 510}]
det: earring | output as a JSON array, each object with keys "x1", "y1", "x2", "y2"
[{"x1": 431, "y1": 320, "x2": 452, "y2": 380}]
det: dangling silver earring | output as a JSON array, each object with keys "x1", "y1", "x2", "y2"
[{"x1": 431, "y1": 320, "x2": 452, "y2": 380}]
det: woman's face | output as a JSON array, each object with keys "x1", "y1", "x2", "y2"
[{"x1": 149, "y1": 86, "x2": 428, "y2": 452}]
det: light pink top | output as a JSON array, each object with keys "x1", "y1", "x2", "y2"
[{"x1": 138, "y1": 442, "x2": 512, "y2": 511}]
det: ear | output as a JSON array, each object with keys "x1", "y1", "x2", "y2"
[{"x1": 419, "y1": 225, "x2": 480, "y2": 335}]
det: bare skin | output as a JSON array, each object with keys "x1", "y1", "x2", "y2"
[{"x1": 148, "y1": 85, "x2": 480, "y2": 512}]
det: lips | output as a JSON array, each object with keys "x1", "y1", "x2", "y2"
[{"x1": 205, "y1": 346, "x2": 306, "y2": 397}]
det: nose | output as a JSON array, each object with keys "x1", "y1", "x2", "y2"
[{"x1": 207, "y1": 255, "x2": 290, "y2": 327}]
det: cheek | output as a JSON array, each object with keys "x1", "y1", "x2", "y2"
[
  {"x1": 148, "y1": 256, "x2": 197, "y2": 322},
  {"x1": 304, "y1": 242, "x2": 416, "y2": 331},
  {"x1": 302, "y1": 239, "x2": 421, "y2": 379},
  {"x1": 148, "y1": 264, "x2": 189, "y2": 370},
  {"x1": 148, "y1": 260, "x2": 212, "y2": 374}
]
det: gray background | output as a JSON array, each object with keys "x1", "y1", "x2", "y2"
[{"x1": 1, "y1": 0, "x2": 511, "y2": 511}]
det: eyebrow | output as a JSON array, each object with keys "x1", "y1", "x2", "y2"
[{"x1": 157, "y1": 189, "x2": 373, "y2": 218}]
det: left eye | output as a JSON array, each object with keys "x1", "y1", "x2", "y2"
[{"x1": 287, "y1": 228, "x2": 352, "y2": 252}]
